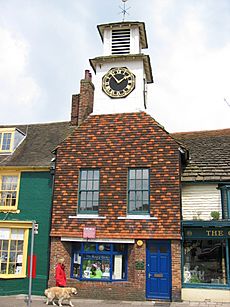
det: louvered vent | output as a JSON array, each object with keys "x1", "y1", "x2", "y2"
[{"x1": 112, "y1": 29, "x2": 130, "y2": 55}]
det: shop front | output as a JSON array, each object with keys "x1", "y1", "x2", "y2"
[
  {"x1": 182, "y1": 221, "x2": 230, "y2": 302},
  {"x1": 49, "y1": 237, "x2": 181, "y2": 301}
]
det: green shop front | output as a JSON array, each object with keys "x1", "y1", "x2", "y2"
[{"x1": 182, "y1": 221, "x2": 230, "y2": 302}]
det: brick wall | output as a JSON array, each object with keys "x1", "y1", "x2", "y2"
[
  {"x1": 171, "y1": 240, "x2": 182, "y2": 301},
  {"x1": 51, "y1": 112, "x2": 181, "y2": 239},
  {"x1": 71, "y1": 70, "x2": 94, "y2": 126}
]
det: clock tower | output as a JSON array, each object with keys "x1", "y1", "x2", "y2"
[{"x1": 90, "y1": 21, "x2": 153, "y2": 114}]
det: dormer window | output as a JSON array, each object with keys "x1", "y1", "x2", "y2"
[
  {"x1": 0, "y1": 128, "x2": 25, "y2": 154},
  {"x1": 0, "y1": 130, "x2": 13, "y2": 152},
  {"x1": 112, "y1": 29, "x2": 130, "y2": 55}
]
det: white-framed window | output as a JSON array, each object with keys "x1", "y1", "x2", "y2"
[
  {"x1": 0, "y1": 129, "x2": 14, "y2": 153},
  {"x1": 0, "y1": 173, "x2": 20, "y2": 211},
  {"x1": 0, "y1": 225, "x2": 30, "y2": 278}
]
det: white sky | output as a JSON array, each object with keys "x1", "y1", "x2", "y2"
[{"x1": 0, "y1": 0, "x2": 229, "y2": 132}]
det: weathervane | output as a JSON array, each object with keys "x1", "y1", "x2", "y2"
[{"x1": 119, "y1": 0, "x2": 130, "y2": 22}]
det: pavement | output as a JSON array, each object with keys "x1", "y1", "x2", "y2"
[{"x1": 0, "y1": 296, "x2": 230, "y2": 307}]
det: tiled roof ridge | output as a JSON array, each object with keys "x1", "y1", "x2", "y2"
[
  {"x1": 0, "y1": 120, "x2": 70, "y2": 128},
  {"x1": 172, "y1": 128, "x2": 230, "y2": 137}
]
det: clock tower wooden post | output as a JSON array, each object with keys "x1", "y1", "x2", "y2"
[{"x1": 90, "y1": 21, "x2": 153, "y2": 115}]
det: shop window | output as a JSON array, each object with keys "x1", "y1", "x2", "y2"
[
  {"x1": 128, "y1": 168, "x2": 149, "y2": 214},
  {"x1": 0, "y1": 227, "x2": 29, "y2": 278},
  {"x1": 78, "y1": 169, "x2": 100, "y2": 213},
  {"x1": 71, "y1": 242, "x2": 127, "y2": 281},
  {"x1": 0, "y1": 173, "x2": 20, "y2": 211},
  {"x1": 183, "y1": 239, "x2": 227, "y2": 285},
  {"x1": 220, "y1": 185, "x2": 230, "y2": 219}
]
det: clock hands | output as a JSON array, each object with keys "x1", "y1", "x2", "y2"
[{"x1": 112, "y1": 74, "x2": 128, "y2": 84}]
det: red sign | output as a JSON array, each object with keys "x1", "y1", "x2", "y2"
[
  {"x1": 27, "y1": 255, "x2": 36, "y2": 278},
  {"x1": 83, "y1": 227, "x2": 96, "y2": 239}
]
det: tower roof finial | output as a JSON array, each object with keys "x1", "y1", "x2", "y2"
[{"x1": 119, "y1": 0, "x2": 130, "y2": 22}]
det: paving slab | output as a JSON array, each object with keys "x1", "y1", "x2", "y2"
[{"x1": 0, "y1": 296, "x2": 229, "y2": 307}]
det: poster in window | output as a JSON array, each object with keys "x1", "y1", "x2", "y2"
[
  {"x1": 17, "y1": 254, "x2": 23, "y2": 263},
  {"x1": 114, "y1": 255, "x2": 122, "y2": 279}
]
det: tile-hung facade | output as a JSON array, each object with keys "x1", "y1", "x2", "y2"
[
  {"x1": 173, "y1": 129, "x2": 230, "y2": 303},
  {"x1": 49, "y1": 112, "x2": 184, "y2": 301},
  {"x1": 0, "y1": 123, "x2": 72, "y2": 295}
]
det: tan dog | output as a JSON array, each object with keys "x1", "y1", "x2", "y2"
[{"x1": 44, "y1": 287, "x2": 77, "y2": 307}]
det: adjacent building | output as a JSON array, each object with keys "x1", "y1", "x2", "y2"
[
  {"x1": 0, "y1": 122, "x2": 72, "y2": 295},
  {"x1": 173, "y1": 129, "x2": 230, "y2": 302}
]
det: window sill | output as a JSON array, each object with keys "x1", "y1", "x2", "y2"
[
  {"x1": 69, "y1": 214, "x2": 107, "y2": 219},
  {"x1": 0, "y1": 209, "x2": 20, "y2": 213},
  {"x1": 118, "y1": 215, "x2": 157, "y2": 220},
  {"x1": 0, "y1": 274, "x2": 26, "y2": 279}
]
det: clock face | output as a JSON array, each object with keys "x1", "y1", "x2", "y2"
[{"x1": 102, "y1": 67, "x2": 135, "y2": 98}]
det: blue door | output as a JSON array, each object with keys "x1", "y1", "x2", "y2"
[{"x1": 146, "y1": 240, "x2": 172, "y2": 300}]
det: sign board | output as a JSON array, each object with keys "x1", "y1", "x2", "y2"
[
  {"x1": 184, "y1": 227, "x2": 230, "y2": 239},
  {"x1": 83, "y1": 227, "x2": 96, "y2": 239}
]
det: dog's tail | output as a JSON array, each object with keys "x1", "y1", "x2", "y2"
[{"x1": 44, "y1": 289, "x2": 49, "y2": 297}]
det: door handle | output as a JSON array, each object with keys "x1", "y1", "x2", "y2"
[{"x1": 154, "y1": 273, "x2": 163, "y2": 278}]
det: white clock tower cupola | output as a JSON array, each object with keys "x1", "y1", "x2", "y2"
[{"x1": 90, "y1": 21, "x2": 153, "y2": 115}]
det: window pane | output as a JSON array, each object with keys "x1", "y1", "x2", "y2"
[
  {"x1": 129, "y1": 191, "x2": 135, "y2": 201},
  {"x1": 84, "y1": 243, "x2": 96, "y2": 251},
  {"x1": 88, "y1": 171, "x2": 93, "y2": 180},
  {"x1": 93, "y1": 192, "x2": 99, "y2": 202},
  {"x1": 94, "y1": 170, "x2": 99, "y2": 180},
  {"x1": 143, "y1": 191, "x2": 149, "y2": 201},
  {"x1": 136, "y1": 201, "x2": 142, "y2": 210},
  {"x1": 81, "y1": 171, "x2": 87, "y2": 180},
  {"x1": 80, "y1": 192, "x2": 86, "y2": 201},
  {"x1": 183, "y1": 240, "x2": 227, "y2": 285},
  {"x1": 2, "y1": 133, "x2": 11, "y2": 150},
  {"x1": 129, "y1": 179, "x2": 135, "y2": 190},
  {"x1": 143, "y1": 169, "x2": 149, "y2": 179},
  {"x1": 136, "y1": 180, "x2": 142, "y2": 190},
  {"x1": 87, "y1": 181, "x2": 93, "y2": 190},
  {"x1": 136, "y1": 191, "x2": 142, "y2": 201},
  {"x1": 129, "y1": 169, "x2": 135, "y2": 179},
  {"x1": 143, "y1": 179, "x2": 149, "y2": 190},
  {"x1": 129, "y1": 201, "x2": 135, "y2": 211},
  {"x1": 80, "y1": 201, "x2": 86, "y2": 210},
  {"x1": 136, "y1": 169, "x2": 142, "y2": 179},
  {"x1": 93, "y1": 181, "x2": 99, "y2": 190},
  {"x1": 87, "y1": 192, "x2": 93, "y2": 201},
  {"x1": 80, "y1": 180, "x2": 87, "y2": 190}
]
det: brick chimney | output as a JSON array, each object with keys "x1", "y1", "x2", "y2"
[{"x1": 71, "y1": 70, "x2": 94, "y2": 126}]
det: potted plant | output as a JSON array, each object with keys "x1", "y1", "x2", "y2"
[{"x1": 210, "y1": 211, "x2": 220, "y2": 220}]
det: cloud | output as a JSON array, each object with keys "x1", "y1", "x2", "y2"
[
  {"x1": 146, "y1": 1, "x2": 230, "y2": 132},
  {"x1": 0, "y1": 27, "x2": 41, "y2": 122}
]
